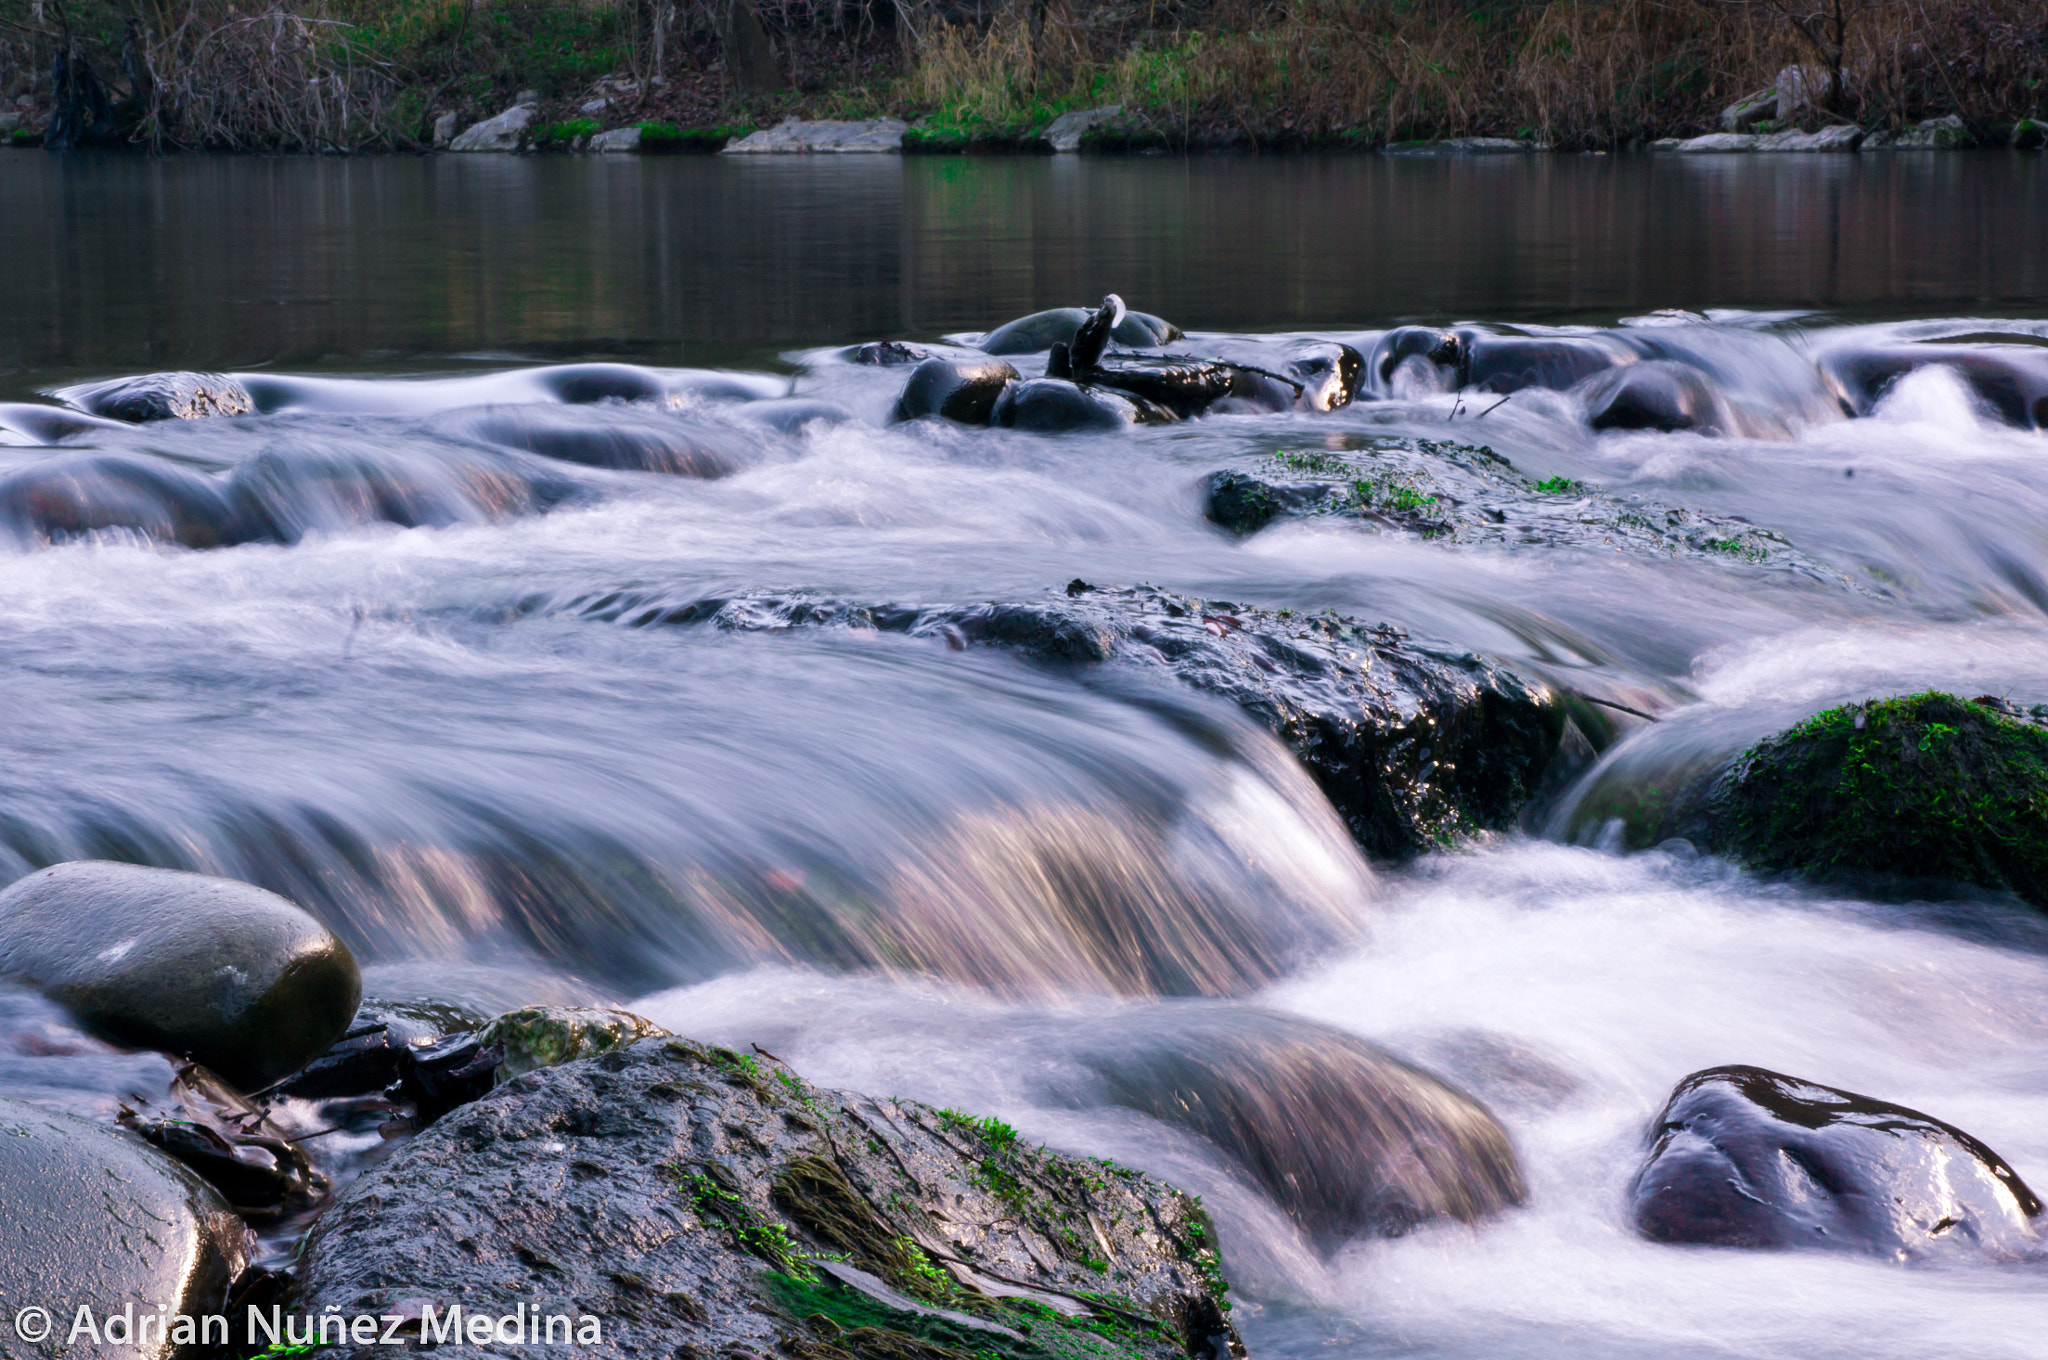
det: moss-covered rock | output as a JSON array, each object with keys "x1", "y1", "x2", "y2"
[
  {"x1": 477, "y1": 1003, "x2": 671, "y2": 1080},
  {"x1": 1703, "y1": 692, "x2": 2048, "y2": 904}
]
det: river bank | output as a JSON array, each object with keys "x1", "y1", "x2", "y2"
[{"x1": 3, "y1": 0, "x2": 2043, "y2": 154}]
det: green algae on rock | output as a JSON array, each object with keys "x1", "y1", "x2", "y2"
[
  {"x1": 1705, "y1": 692, "x2": 2048, "y2": 904},
  {"x1": 478, "y1": 1003, "x2": 672, "y2": 1080},
  {"x1": 292, "y1": 1037, "x2": 1242, "y2": 1360}
]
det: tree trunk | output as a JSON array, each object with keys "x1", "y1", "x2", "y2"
[{"x1": 717, "y1": 0, "x2": 783, "y2": 98}]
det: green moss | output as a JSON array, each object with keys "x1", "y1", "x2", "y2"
[
  {"x1": 764, "y1": 1273, "x2": 1175, "y2": 1360},
  {"x1": 680, "y1": 1167, "x2": 822, "y2": 1279},
  {"x1": 1708, "y1": 691, "x2": 2048, "y2": 904},
  {"x1": 1532, "y1": 475, "x2": 1586, "y2": 494},
  {"x1": 639, "y1": 121, "x2": 752, "y2": 152},
  {"x1": 533, "y1": 116, "x2": 599, "y2": 146}
]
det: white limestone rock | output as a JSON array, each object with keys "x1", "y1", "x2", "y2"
[{"x1": 720, "y1": 117, "x2": 908, "y2": 154}]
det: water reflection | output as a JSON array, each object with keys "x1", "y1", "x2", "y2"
[{"x1": 2, "y1": 151, "x2": 2044, "y2": 385}]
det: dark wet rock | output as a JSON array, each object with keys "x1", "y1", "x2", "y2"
[
  {"x1": 119, "y1": 1061, "x2": 323, "y2": 1217},
  {"x1": 59, "y1": 370, "x2": 255, "y2": 422},
  {"x1": 850, "y1": 340, "x2": 936, "y2": 365},
  {"x1": 1288, "y1": 343, "x2": 1366, "y2": 411},
  {"x1": 0, "y1": 1097, "x2": 250, "y2": 1352},
  {"x1": 672, "y1": 584, "x2": 1562, "y2": 858},
  {"x1": 977, "y1": 305, "x2": 1182, "y2": 355},
  {"x1": 451, "y1": 404, "x2": 746, "y2": 476},
  {"x1": 1198, "y1": 438, "x2": 1853, "y2": 590},
  {"x1": 890, "y1": 357, "x2": 1022, "y2": 425},
  {"x1": 1697, "y1": 692, "x2": 2048, "y2": 906},
  {"x1": 1632, "y1": 1065, "x2": 2042, "y2": 1260},
  {"x1": 478, "y1": 1003, "x2": 671, "y2": 1079},
  {"x1": 992, "y1": 378, "x2": 1169, "y2": 431},
  {"x1": 0, "y1": 861, "x2": 362, "y2": 1090},
  {"x1": 0, "y1": 401, "x2": 131, "y2": 443},
  {"x1": 535, "y1": 362, "x2": 670, "y2": 404},
  {"x1": 1818, "y1": 344, "x2": 2048, "y2": 429},
  {"x1": 394, "y1": 1030, "x2": 504, "y2": 1126},
  {"x1": 1201, "y1": 470, "x2": 1340, "y2": 535},
  {"x1": 0, "y1": 451, "x2": 258, "y2": 548},
  {"x1": 1465, "y1": 333, "x2": 1620, "y2": 394},
  {"x1": 1579, "y1": 360, "x2": 1725, "y2": 433},
  {"x1": 293, "y1": 1037, "x2": 1240, "y2": 1360},
  {"x1": 1087, "y1": 357, "x2": 1245, "y2": 419},
  {"x1": 1078, "y1": 1007, "x2": 1524, "y2": 1248},
  {"x1": 1367, "y1": 327, "x2": 1467, "y2": 394}
]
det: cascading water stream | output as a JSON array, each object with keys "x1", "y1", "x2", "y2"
[{"x1": 3, "y1": 152, "x2": 2047, "y2": 1358}]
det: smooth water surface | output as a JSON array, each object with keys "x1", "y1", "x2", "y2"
[{"x1": 2, "y1": 149, "x2": 2047, "y2": 1358}]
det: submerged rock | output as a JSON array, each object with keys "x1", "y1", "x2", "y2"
[
  {"x1": 992, "y1": 377, "x2": 1166, "y2": 430},
  {"x1": 0, "y1": 1097, "x2": 250, "y2": 1354},
  {"x1": 294, "y1": 1038, "x2": 1240, "y2": 1359},
  {"x1": 118, "y1": 1061, "x2": 324, "y2": 1217},
  {"x1": 1632, "y1": 1066, "x2": 2041, "y2": 1260},
  {"x1": 0, "y1": 862, "x2": 361, "y2": 1090},
  {"x1": 0, "y1": 451, "x2": 257, "y2": 548},
  {"x1": 1043, "y1": 104, "x2": 1125, "y2": 152},
  {"x1": 1818, "y1": 343, "x2": 2048, "y2": 429},
  {"x1": 1197, "y1": 438, "x2": 1849, "y2": 589},
  {"x1": 977, "y1": 305, "x2": 1182, "y2": 355},
  {"x1": 890, "y1": 356, "x2": 1021, "y2": 424},
  {"x1": 1579, "y1": 359, "x2": 1725, "y2": 433},
  {"x1": 449, "y1": 404, "x2": 747, "y2": 476},
  {"x1": 1079, "y1": 1007, "x2": 1524, "y2": 1248},
  {"x1": 1699, "y1": 692, "x2": 2048, "y2": 906},
  {"x1": 57, "y1": 370, "x2": 254, "y2": 422},
  {"x1": 659, "y1": 583, "x2": 1562, "y2": 858}
]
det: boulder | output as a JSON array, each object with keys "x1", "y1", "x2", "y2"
[
  {"x1": 1465, "y1": 332, "x2": 1620, "y2": 394},
  {"x1": 0, "y1": 402, "x2": 129, "y2": 444},
  {"x1": 1891, "y1": 114, "x2": 1970, "y2": 148},
  {"x1": 1774, "y1": 65, "x2": 1813, "y2": 121},
  {"x1": 1632, "y1": 1066, "x2": 2041, "y2": 1260},
  {"x1": 1673, "y1": 132, "x2": 1763, "y2": 153},
  {"x1": 889, "y1": 356, "x2": 1020, "y2": 424},
  {"x1": 0, "y1": 862, "x2": 361, "y2": 1090},
  {"x1": 697, "y1": 584, "x2": 1563, "y2": 858},
  {"x1": 1818, "y1": 343, "x2": 2048, "y2": 429},
  {"x1": 431, "y1": 110, "x2": 456, "y2": 147},
  {"x1": 58, "y1": 370, "x2": 253, "y2": 422},
  {"x1": 1755, "y1": 124, "x2": 1863, "y2": 152},
  {"x1": 1041, "y1": 104, "x2": 1123, "y2": 152},
  {"x1": 449, "y1": 102, "x2": 536, "y2": 152},
  {"x1": 1698, "y1": 692, "x2": 2048, "y2": 906},
  {"x1": 1287, "y1": 342, "x2": 1366, "y2": 411},
  {"x1": 2014, "y1": 118, "x2": 2047, "y2": 150},
  {"x1": 292, "y1": 1038, "x2": 1242, "y2": 1359},
  {"x1": 977, "y1": 306, "x2": 1182, "y2": 355},
  {"x1": 1578, "y1": 360, "x2": 1724, "y2": 433},
  {"x1": 1079, "y1": 1007, "x2": 1524, "y2": 1248},
  {"x1": 477, "y1": 1004, "x2": 671, "y2": 1080},
  {"x1": 591, "y1": 125, "x2": 642, "y2": 153},
  {"x1": 1382, "y1": 137, "x2": 1539, "y2": 154},
  {"x1": 446, "y1": 404, "x2": 746, "y2": 476},
  {"x1": 721, "y1": 118, "x2": 908, "y2": 154},
  {"x1": 0, "y1": 1098, "x2": 250, "y2": 1353},
  {"x1": 991, "y1": 377, "x2": 1161, "y2": 431},
  {"x1": 849, "y1": 340, "x2": 935, "y2": 366},
  {"x1": 1719, "y1": 86, "x2": 1778, "y2": 133},
  {"x1": 0, "y1": 451, "x2": 259, "y2": 549}
]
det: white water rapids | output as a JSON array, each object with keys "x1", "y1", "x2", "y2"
[{"x1": 4, "y1": 153, "x2": 2048, "y2": 1359}]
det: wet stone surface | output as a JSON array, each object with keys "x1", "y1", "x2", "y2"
[
  {"x1": 1200, "y1": 437, "x2": 1861, "y2": 591},
  {"x1": 1632, "y1": 1065, "x2": 2043, "y2": 1261},
  {"x1": 565, "y1": 582, "x2": 1563, "y2": 859},
  {"x1": 293, "y1": 1038, "x2": 1240, "y2": 1360}
]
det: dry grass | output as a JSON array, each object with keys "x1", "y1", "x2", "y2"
[
  {"x1": 3, "y1": 0, "x2": 2040, "y2": 147},
  {"x1": 898, "y1": 0, "x2": 2047, "y2": 146}
]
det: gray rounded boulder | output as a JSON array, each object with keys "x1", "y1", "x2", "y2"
[
  {"x1": 0, "y1": 863, "x2": 362, "y2": 1090},
  {"x1": 0, "y1": 1098, "x2": 249, "y2": 1355}
]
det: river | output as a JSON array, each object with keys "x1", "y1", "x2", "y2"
[{"x1": 2, "y1": 148, "x2": 2046, "y2": 1358}]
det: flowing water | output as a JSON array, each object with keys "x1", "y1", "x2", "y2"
[{"x1": 3, "y1": 149, "x2": 2048, "y2": 1357}]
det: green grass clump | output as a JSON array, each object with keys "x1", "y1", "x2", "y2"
[
  {"x1": 1350, "y1": 472, "x2": 1438, "y2": 515},
  {"x1": 1532, "y1": 475, "x2": 1586, "y2": 494},
  {"x1": 533, "y1": 117, "x2": 599, "y2": 146},
  {"x1": 1708, "y1": 691, "x2": 2048, "y2": 904}
]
